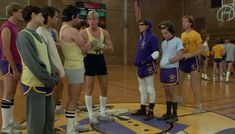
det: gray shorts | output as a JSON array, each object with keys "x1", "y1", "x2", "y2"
[{"x1": 64, "y1": 67, "x2": 85, "y2": 84}]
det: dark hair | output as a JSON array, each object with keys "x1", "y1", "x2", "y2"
[
  {"x1": 22, "y1": 5, "x2": 42, "y2": 23},
  {"x1": 62, "y1": 5, "x2": 80, "y2": 22},
  {"x1": 224, "y1": 38, "x2": 230, "y2": 43},
  {"x1": 215, "y1": 38, "x2": 222, "y2": 44},
  {"x1": 158, "y1": 21, "x2": 175, "y2": 34},
  {"x1": 43, "y1": 6, "x2": 60, "y2": 24},
  {"x1": 203, "y1": 33, "x2": 210, "y2": 41},
  {"x1": 230, "y1": 39, "x2": 235, "y2": 43},
  {"x1": 182, "y1": 15, "x2": 194, "y2": 27},
  {"x1": 76, "y1": 20, "x2": 87, "y2": 30}
]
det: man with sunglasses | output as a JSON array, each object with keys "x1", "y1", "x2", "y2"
[{"x1": 132, "y1": 19, "x2": 159, "y2": 121}]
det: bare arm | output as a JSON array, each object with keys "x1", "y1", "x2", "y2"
[
  {"x1": 169, "y1": 49, "x2": 184, "y2": 63},
  {"x1": 71, "y1": 28, "x2": 90, "y2": 53},
  {"x1": 53, "y1": 29, "x2": 64, "y2": 57},
  {"x1": 103, "y1": 29, "x2": 114, "y2": 52},
  {"x1": 1, "y1": 27, "x2": 19, "y2": 79}
]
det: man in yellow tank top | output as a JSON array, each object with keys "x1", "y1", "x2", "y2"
[
  {"x1": 80, "y1": 10, "x2": 114, "y2": 125},
  {"x1": 178, "y1": 15, "x2": 205, "y2": 113},
  {"x1": 17, "y1": 5, "x2": 59, "y2": 134},
  {"x1": 59, "y1": 5, "x2": 90, "y2": 134}
]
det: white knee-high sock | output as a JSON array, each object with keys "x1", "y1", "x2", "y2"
[
  {"x1": 99, "y1": 96, "x2": 107, "y2": 116},
  {"x1": 9, "y1": 99, "x2": 14, "y2": 124},
  {"x1": 85, "y1": 95, "x2": 93, "y2": 119},
  {"x1": 65, "y1": 111, "x2": 75, "y2": 132},
  {"x1": 226, "y1": 71, "x2": 231, "y2": 81},
  {"x1": 1, "y1": 99, "x2": 12, "y2": 128}
]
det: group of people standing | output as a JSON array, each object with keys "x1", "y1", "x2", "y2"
[
  {"x1": 133, "y1": 15, "x2": 205, "y2": 123},
  {"x1": 2, "y1": 1, "x2": 234, "y2": 134},
  {"x1": 199, "y1": 33, "x2": 235, "y2": 83},
  {"x1": 0, "y1": 3, "x2": 113, "y2": 134}
]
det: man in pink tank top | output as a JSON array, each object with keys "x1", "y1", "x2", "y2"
[{"x1": 0, "y1": 2, "x2": 25, "y2": 133}]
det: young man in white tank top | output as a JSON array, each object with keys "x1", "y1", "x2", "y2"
[{"x1": 80, "y1": 10, "x2": 114, "y2": 124}]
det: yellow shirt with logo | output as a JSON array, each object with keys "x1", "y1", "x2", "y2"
[{"x1": 181, "y1": 30, "x2": 202, "y2": 53}]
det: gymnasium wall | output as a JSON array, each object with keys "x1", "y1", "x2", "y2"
[
  {"x1": 183, "y1": 0, "x2": 235, "y2": 43},
  {"x1": 3, "y1": 0, "x2": 234, "y2": 64}
]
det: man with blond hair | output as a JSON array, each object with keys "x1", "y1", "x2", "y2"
[{"x1": 81, "y1": 10, "x2": 114, "y2": 124}]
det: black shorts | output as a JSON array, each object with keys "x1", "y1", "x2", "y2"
[{"x1": 84, "y1": 54, "x2": 108, "y2": 76}]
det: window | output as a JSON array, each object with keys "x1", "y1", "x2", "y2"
[{"x1": 211, "y1": 0, "x2": 222, "y2": 8}]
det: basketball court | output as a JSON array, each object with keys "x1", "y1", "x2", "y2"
[{"x1": 9, "y1": 65, "x2": 235, "y2": 134}]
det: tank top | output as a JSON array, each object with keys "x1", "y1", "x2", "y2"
[
  {"x1": 86, "y1": 27, "x2": 105, "y2": 54},
  {"x1": 0, "y1": 20, "x2": 21, "y2": 63},
  {"x1": 21, "y1": 30, "x2": 51, "y2": 87},
  {"x1": 60, "y1": 24, "x2": 84, "y2": 69}
]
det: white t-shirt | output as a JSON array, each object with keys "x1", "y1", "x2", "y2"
[
  {"x1": 36, "y1": 26, "x2": 65, "y2": 78},
  {"x1": 160, "y1": 36, "x2": 183, "y2": 68}
]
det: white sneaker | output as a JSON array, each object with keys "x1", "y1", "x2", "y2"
[
  {"x1": 66, "y1": 129, "x2": 80, "y2": 134},
  {"x1": 74, "y1": 124, "x2": 90, "y2": 132},
  {"x1": 220, "y1": 76, "x2": 224, "y2": 82},
  {"x1": 204, "y1": 74, "x2": 209, "y2": 80},
  {"x1": 89, "y1": 116, "x2": 99, "y2": 125},
  {"x1": 1, "y1": 124, "x2": 22, "y2": 134},
  {"x1": 193, "y1": 106, "x2": 206, "y2": 114},
  {"x1": 201, "y1": 73, "x2": 205, "y2": 79},
  {"x1": 187, "y1": 74, "x2": 191, "y2": 80},
  {"x1": 99, "y1": 114, "x2": 114, "y2": 121},
  {"x1": 212, "y1": 75, "x2": 216, "y2": 81},
  {"x1": 55, "y1": 107, "x2": 64, "y2": 115},
  {"x1": 11, "y1": 121, "x2": 26, "y2": 130}
]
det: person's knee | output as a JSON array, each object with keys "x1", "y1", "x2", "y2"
[
  {"x1": 100, "y1": 88, "x2": 108, "y2": 96},
  {"x1": 139, "y1": 86, "x2": 147, "y2": 95},
  {"x1": 146, "y1": 86, "x2": 155, "y2": 95}
]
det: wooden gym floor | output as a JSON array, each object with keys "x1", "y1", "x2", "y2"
[{"x1": 1, "y1": 65, "x2": 235, "y2": 134}]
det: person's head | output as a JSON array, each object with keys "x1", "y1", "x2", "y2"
[
  {"x1": 42, "y1": 6, "x2": 60, "y2": 26},
  {"x1": 158, "y1": 21, "x2": 175, "y2": 40},
  {"x1": 6, "y1": 2, "x2": 23, "y2": 20},
  {"x1": 138, "y1": 19, "x2": 153, "y2": 33},
  {"x1": 224, "y1": 38, "x2": 230, "y2": 43},
  {"x1": 76, "y1": 20, "x2": 87, "y2": 31},
  {"x1": 182, "y1": 15, "x2": 194, "y2": 30},
  {"x1": 203, "y1": 33, "x2": 210, "y2": 41},
  {"x1": 230, "y1": 39, "x2": 235, "y2": 44},
  {"x1": 87, "y1": 10, "x2": 99, "y2": 28},
  {"x1": 215, "y1": 38, "x2": 222, "y2": 44},
  {"x1": 22, "y1": 5, "x2": 44, "y2": 26},
  {"x1": 62, "y1": 5, "x2": 80, "y2": 26}
]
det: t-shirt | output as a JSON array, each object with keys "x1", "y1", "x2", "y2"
[{"x1": 160, "y1": 37, "x2": 184, "y2": 68}]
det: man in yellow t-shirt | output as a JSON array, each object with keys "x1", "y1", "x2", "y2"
[
  {"x1": 211, "y1": 41, "x2": 225, "y2": 81},
  {"x1": 179, "y1": 15, "x2": 204, "y2": 114}
]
